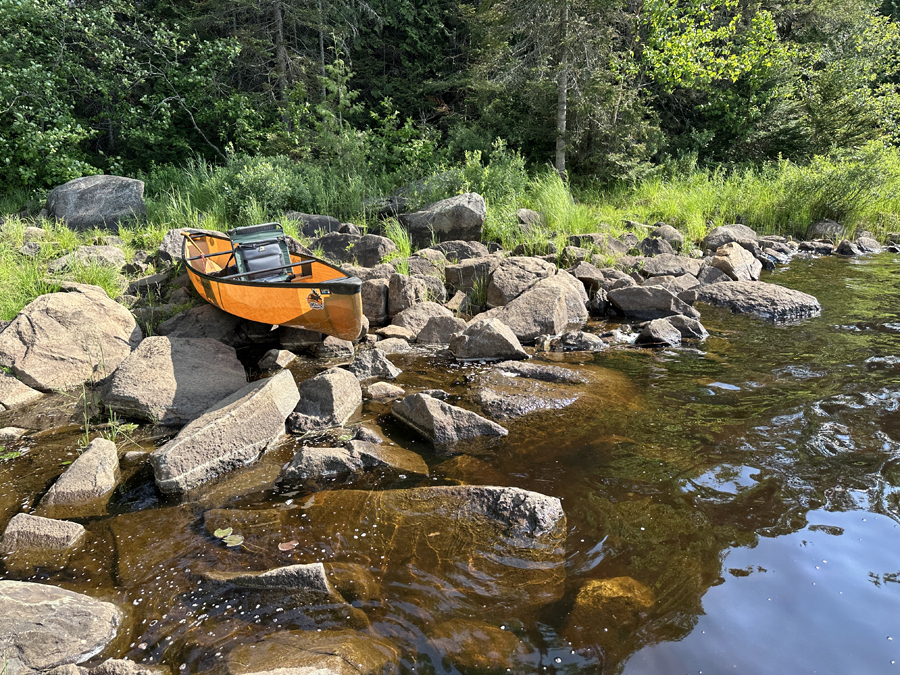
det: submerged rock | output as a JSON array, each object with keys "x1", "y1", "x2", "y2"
[
  {"x1": 279, "y1": 440, "x2": 428, "y2": 487},
  {"x1": 474, "y1": 360, "x2": 586, "y2": 420},
  {"x1": 0, "y1": 284, "x2": 142, "y2": 392},
  {"x1": 344, "y1": 348, "x2": 402, "y2": 381},
  {"x1": 151, "y1": 370, "x2": 300, "y2": 493},
  {"x1": 0, "y1": 580, "x2": 124, "y2": 675},
  {"x1": 392, "y1": 393, "x2": 507, "y2": 448},
  {"x1": 427, "y1": 619, "x2": 539, "y2": 674},
  {"x1": 537, "y1": 330, "x2": 607, "y2": 352},
  {"x1": 695, "y1": 280, "x2": 821, "y2": 322}
]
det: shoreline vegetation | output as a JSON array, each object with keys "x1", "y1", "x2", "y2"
[{"x1": 3, "y1": 140, "x2": 900, "y2": 322}]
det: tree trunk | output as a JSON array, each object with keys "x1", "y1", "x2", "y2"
[
  {"x1": 555, "y1": 2, "x2": 569, "y2": 177},
  {"x1": 318, "y1": 0, "x2": 327, "y2": 98},
  {"x1": 273, "y1": 0, "x2": 290, "y2": 128}
]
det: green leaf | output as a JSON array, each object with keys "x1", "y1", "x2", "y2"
[
  {"x1": 213, "y1": 527, "x2": 233, "y2": 538},
  {"x1": 222, "y1": 534, "x2": 244, "y2": 547}
]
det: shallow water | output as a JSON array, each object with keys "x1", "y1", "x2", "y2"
[{"x1": 2, "y1": 252, "x2": 900, "y2": 674}]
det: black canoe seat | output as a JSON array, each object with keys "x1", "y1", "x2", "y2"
[{"x1": 228, "y1": 222, "x2": 293, "y2": 282}]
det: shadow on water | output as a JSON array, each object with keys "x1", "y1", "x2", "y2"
[{"x1": 1, "y1": 252, "x2": 900, "y2": 674}]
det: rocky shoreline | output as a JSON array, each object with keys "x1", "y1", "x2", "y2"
[{"x1": 1, "y1": 178, "x2": 899, "y2": 674}]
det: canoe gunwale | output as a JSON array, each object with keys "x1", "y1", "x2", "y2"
[{"x1": 181, "y1": 233, "x2": 361, "y2": 295}]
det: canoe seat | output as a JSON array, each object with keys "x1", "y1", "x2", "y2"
[{"x1": 229, "y1": 222, "x2": 293, "y2": 282}]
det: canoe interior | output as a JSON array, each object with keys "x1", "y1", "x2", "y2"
[{"x1": 182, "y1": 232, "x2": 363, "y2": 341}]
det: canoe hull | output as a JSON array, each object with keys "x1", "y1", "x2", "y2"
[{"x1": 183, "y1": 233, "x2": 363, "y2": 341}]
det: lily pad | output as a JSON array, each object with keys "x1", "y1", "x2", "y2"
[
  {"x1": 213, "y1": 527, "x2": 233, "y2": 538},
  {"x1": 222, "y1": 534, "x2": 244, "y2": 547}
]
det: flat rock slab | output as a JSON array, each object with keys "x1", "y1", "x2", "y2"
[
  {"x1": 37, "y1": 438, "x2": 120, "y2": 519},
  {"x1": 474, "y1": 361, "x2": 587, "y2": 420},
  {"x1": 201, "y1": 562, "x2": 335, "y2": 595},
  {"x1": 0, "y1": 285, "x2": 142, "y2": 391},
  {"x1": 695, "y1": 280, "x2": 821, "y2": 323},
  {"x1": 391, "y1": 393, "x2": 507, "y2": 449},
  {"x1": 103, "y1": 336, "x2": 247, "y2": 426},
  {"x1": 279, "y1": 440, "x2": 428, "y2": 487},
  {"x1": 607, "y1": 285, "x2": 701, "y2": 321},
  {"x1": 0, "y1": 580, "x2": 124, "y2": 674},
  {"x1": 150, "y1": 370, "x2": 300, "y2": 494},
  {"x1": 641, "y1": 253, "x2": 702, "y2": 278}
]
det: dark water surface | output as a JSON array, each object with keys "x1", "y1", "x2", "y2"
[{"x1": 2, "y1": 253, "x2": 900, "y2": 674}]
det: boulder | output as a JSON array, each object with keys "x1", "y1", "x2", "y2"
[
  {"x1": 344, "y1": 348, "x2": 402, "y2": 381},
  {"x1": 855, "y1": 236, "x2": 882, "y2": 253},
  {"x1": 806, "y1": 219, "x2": 845, "y2": 241},
  {"x1": 517, "y1": 208, "x2": 545, "y2": 228},
  {"x1": 0, "y1": 580, "x2": 124, "y2": 674},
  {"x1": 449, "y1": 318, "x2": 528, "y2": 361},
  {"x1": 360, "y1": 278, "x2": 390, "y2": 327},
  {"x1": 474, "y1": 361, "x2": 586, "y2": 419},
  {"x1": 537, "y1": 330, "x2": 607, "y2": 352},
  {"x1": 489, "y1": 285, "x2": 569, "y2": 343},
  {"x1": 400, "y1": 193, "x2": 487, "y2": 248},
  {"x1": 695, "y1": 280, "x2": 821, "y2": 322},
  {"x1": 312, "y1": 335, "x2": 354, "y2": 360},
  {"x1": 416, "y1": 315, "x2": 467, "y2": 344},
  {"x1": 407, "y1": 248, "x2": 447, "y2": 278},
  {"x1": 697, "y1": 265, "x2": 732, "y2": 286},
  {"x1": 445, "y1": 256, "x2": 501, "y2": 293},
  {"x1": 48, "y1": 246, "x2": 126, "y2": 274},
  {"x1": 798, "y1": 239, "x2": 834, "y2": 255},
  {"x1": 637, "y1": 237, "x2": 674, "y2": 257},
  {"x1": 311, "y1": 232, "x2": 360, "y2": 264},
  {"x1": 428, "y1": 239, "x2": 491, "y2": 262},
  {"x1": 642, "y1": 273, "x2": 699, "y2": 295},
  {"x1": 258, "y1": 349, "x2": 296, "y2": 370},
  {"x1": 103, "y1": 337, "x2": 246, "y2": 426},
  {"x1": 351, "y1": 234, "x2": 396, "y2": 267},
  {"x1": 710, "y1": 242, "x2": 762, "y2": 281},
  {"x1": 607, "y1": 286, "x2": 700, "y2": 320},
  {"x1": 280, "y1": 441, "x2": 428, "y2": 486},
  {"x1": 288, "y1": 367, "x2": 361, "y2": 433},
  {"x1": 374, "y1": 325, "x2": 415, "y2": 341},
  {"x1": 703, "y1": 223, "x2": 758, "y2": 251},
  {"x1": 156, "y1": 305, "x2": 246, "y2": 346},
  {"x1": 0, "y1": 513, "x2": 85, "y2": 556},
  {"x1": 150, "y1": 370, "x2": 300, "y2": 493},
  {"x1": 635, "y1": 318, "x2": 682, "y2": 347},
  {"x1": 835, "y1": 239, "x2": 861, "y2": 256},
  {"x1": 486, "y1": 257, "x2": 556, "y2": 308},
  {"x1": 0, "y1": 372, "x2": 43, "y2": 409},
  {"x1": 45, "y1": 175, "x2": 145, "y2": 232},
  {"x1": 650, "y1": 224, "x2": 684, "y2": 248},
  {"x1": 568, "y1": 262, "x2": 606, "y2": 293},
  {"x1": 364, "y1": 381, "x2": 405, "y2": 399},
  {"x1": 391, "y1": 301, "x2": 455, "y2": 337},
  {"x1": 392, "y1": 393, "x2": 507, "y2": 447},
  {"x1": 375, "y1": 337, "x2": 412, "y2": 354},
  {"x1": 416, "y1": 272, "x2": 447, "y2": 304},
  {"x1": 387, "y1": 273, "x2": 427, "y2": 317},
  {"x1": 532, "y1": 271, "x2": 590, "y2": 324},
  {"x1": 641, "y1": 253, "x2": 703, "y2": 278},
  {"x1": 0, "y1": 284, "x2": 142, "y2": 391},
  {"x1": 283, "y1": 212, "x2": 341, "y2": 237},
  {"x1": 667, "y1": 315, "x2": 709, "y2": 341},
  {"x1": 36, "y1": 438, "x2": 120, "y2": 519}
]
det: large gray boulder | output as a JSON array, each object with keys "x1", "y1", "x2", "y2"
[
  {"x1": 694, "y1": 280, "x2": 821, "y2": 322},
  {"x1": 361, "y1": 278, "x2": 389, "y2": 327},
  {"x1": 607, "y1": 286, "x2": 701, "y2": 320},
  {"x1": 703, "y1": 224, "x2": 758, "y2": 251},
  {"x1": 283, "y1": 212, "x2": 341, "y2": 237},
  {"x1": 36, "y1": 438, "x2": 120, "y2": 519},
  {"x1": 0, "y1": 580, "x2": 124, "y2": 674},
  {"x1": 288, "y1": 367, "x2": 362, "y2": 433},
  {"x1": 400, "y1": 193, "x2": 487, "y2": 248},
  {"x1": 280, "y1": 441, "x2": 428, "y2": 487},
  {"x1": 351, "y1": 234, "x2": 396, "y2": 267},
  {"x1": 486, "y1": 257, "x2": 556, "y2": 308},
  {"x1": 445, "y1": 256, "x2": 501, "y2": 294},
  {"x1": 429, "y1": 240, "x2": 491, "y2": 262},
  {"x1": 45, "y1": 175, "x2": 145, "y2": 232},
  {"x1": 0, "y1": 513, "x2": 85, "y2": 557},
  {"x1": 150, "y1": 369, "x2": 300, "y2": 493},
  {"x1": 387, "y1": 273, "x2": 427, "y2": 317},
  {"x1": 449, "y1": 318, "x2": 528, "y2": 361},
  {"x1": 492, "y1": 286, "x2": 569, "y2": 342},
  {"x1": 0, "y1": 284, "x2": 142, "y2": 391},
  {"x1": 710, "y1": 242, "x2": 762, "y2": 281},
  {"x1": 532, "y1": 271, "x2": 590, "y2": 325},
  {"x1": 344, "y1": 348, "x2": 402, "y2": 381},
  {"x1": 806, "y1": 219, "x2": 845, "y2": 241},
  {"x1": 0, "y1": 372, "x2": 42, "y2": 409},
  {"x1": 392, "y1": 393, "x2": 507, "y2": 448},
  {"x1": 312, "y1": 232, "x2": 361, "y2": 264},
  {"x1": 641, "y1": 253, "x2": 703, "y2": 278},
  {"x1": 635, "y1": 318, "x2": 682, "y2": 347},
  {"x1": 391, "y1": 301, "x2": 455, "y2": 337},
  {"x1": 103, "y1": 336, "x2": 247, "y2": 426},
  {"x1": 416, "y1": 315, "x2": 467, "y2": 344}
]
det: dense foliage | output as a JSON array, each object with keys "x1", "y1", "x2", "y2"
[{"x1": 1, "y1": 0, "x2": 899, "y2": 194}]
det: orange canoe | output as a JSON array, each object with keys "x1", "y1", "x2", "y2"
[{"x1": 181, "y1": 224, "x2": 363, "y2": 341}]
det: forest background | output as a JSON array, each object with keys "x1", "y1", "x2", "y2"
[{"x1": 2, "y1": 0, "x2": 900, "y2": 244}]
